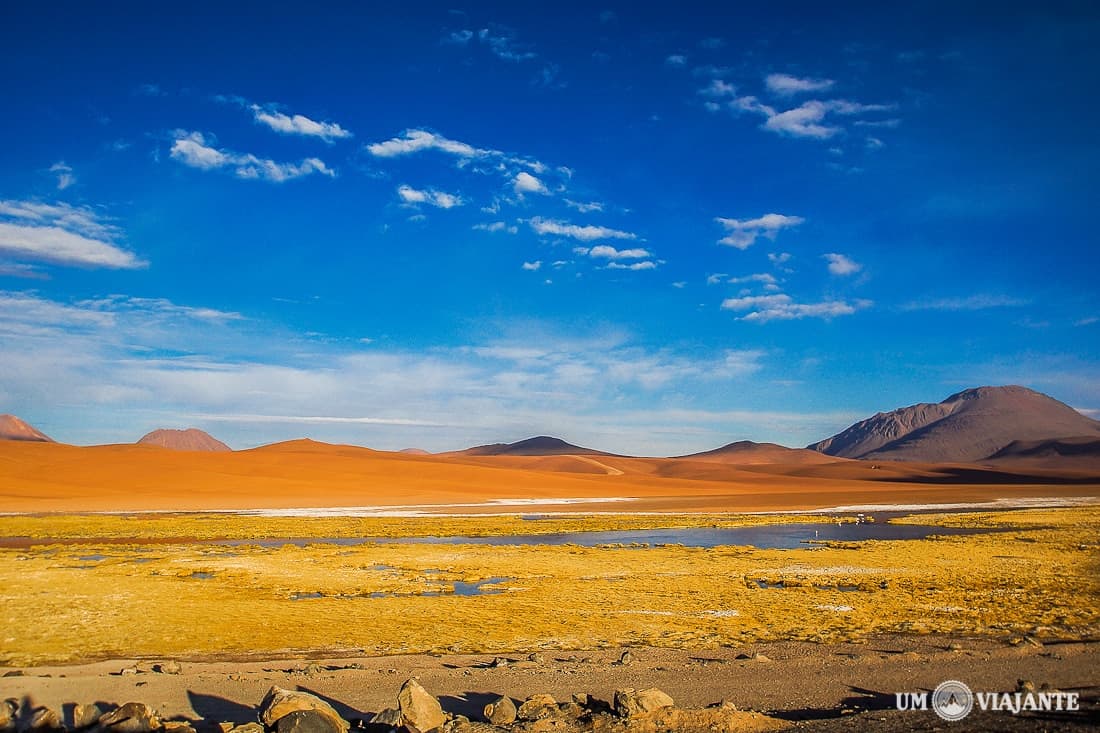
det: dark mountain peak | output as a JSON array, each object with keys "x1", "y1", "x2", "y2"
[
  {"x1": 809, "y1": 386, "x2": 1100, "y2": 463},
  {"x1": 461, "y1": 435, "x2": 609, "y2": 456}
]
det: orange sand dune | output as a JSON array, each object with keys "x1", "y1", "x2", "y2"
[{"x1": 0, "y1": 438, "x2": 1097, "y2": 514}]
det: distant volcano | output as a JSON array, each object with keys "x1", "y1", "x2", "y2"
[
  {"x1": 809, "y1": 385, "x2": 1100, "y2": 463},
  {"x1": 137, "y1": 428, "x2": 231, "y2": 452},
  {"x1": 459, "y1": 435, "x2": 613, "y2": 457},
  {"x1": 677, "y1": 440, "x2": 838, "y2": 465},
  {"x1": 0, "y1": 414, "x2": 54, "y2": 443}
]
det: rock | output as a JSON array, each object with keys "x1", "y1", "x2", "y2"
[
  {"x1": 227, "y1": 724, "x2": 264, "y2": 733},
  {"x1": 368, "y1": 709, "x2": 402, "y2": 729},
  {"x1": 752, "y1": 653, "x2": 772, "y2": 663},
  {"x1": 444, "y1": 723, "x2": 497, "y2": 733},
  {"x1": 489, "y1": 657, "x2": 510, "y2": 668},
  {"x1": 616, "y1": 651, "x2": 634, "y2": 666},
  {"x1": 258, "y1": 687, "x2": 349, "y2": 733},
  {"x1": 153, "y1": 661, "x2": 183, "y2": 675},
  {"x1": 1, "y1": 700, "x2": 18, "y2": 732},
  {"x1": 99, "y1": 703, "x2": 161, "y2": 733},
  {"x1": 947, "y1": 643, "x2": 963, "y2": 652},
  {"x1": 28, "y1": 707, "x2": 64, "y2": 732},
  {"x1": 303, "y1": 663, "x2": 325, "y2": 676},
  {"x1": 613, "y1": 689, "x2": 674, "y2": 718},
  {"x1": 119, "y1": 667, "x2": 139, "y2": 676},
  {"x1": 72, "y1": 704, "x2": 104, "y2": 730},
  {"x1": 396, "y1": 679, "x2": 446, "y2": 733},
  {"x1": 481, "y1": 697, "x2": 516, "y2": 726},
  {"x1": 1, "y1": 672, "x2": 22, "y2": 678},
  {"x1": 275, "y1": 711, "x2": 345, "y2": 733},
  {"x1": 1017, "y1": 679, "x2": 1036, "y2": 693},
  {"x1": 527, "y1": 653, "x2": 544, "y2": 664},
  {"x1": 570, "y1": 694, "x2": 589, "y2": 708},
  {"x1": 162, "y1": 723, "x2": 196, "y2": 733},
  {"x1": 515, "y1": 695, "x2": 556, "y2": 722},
  {"x1": 1023, "y1": 635, "x2": 1044, "y2": 648}
]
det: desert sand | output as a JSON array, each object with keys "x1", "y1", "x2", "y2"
[{"x1": 1, "y1": 438, "x2": 1097, "y2": 514}]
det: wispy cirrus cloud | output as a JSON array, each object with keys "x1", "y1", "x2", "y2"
[
  {"x1": 365, "y1": 129, "x2": 547, "y2": 175},
  {"x1": 714, "y1": 213, "x2": 803, "y2": 249},
  {"x1": 721, "y1": 293, "x2": 870, "y2": 322},
  {"x1": 529, "y1": 217, "x2": 637, "y2": 242},
  {"x1": 445, "y1": 25, "x2": 537, "y2": 62},
  {"x1": 251, "y1": 105, "x2": 352, "y2": 142},
  {"x1": 901, "y1": 294, "x2": 1030, "y2": 311},
  {"x1": 49, "y1": 162, "x2": 76, "y2": 190},
  {"x1": 765, "y1": 73, "x2": 835, "y2": 96},
  {"x1": 396, "y1": 185, "x2": 463, "y2": 209},
  {"x1": 473, "y1": 221, "x2": 518, "y2": 234},
  {"x1": 170, "y1": 131, "x2": 335, "y2": 182},
  {"x1": 823, "y1": 253, "x2": 862, "y2": 276},
  {"x1": 0, "y1": 200, "x2": 145, "y2": 270}
]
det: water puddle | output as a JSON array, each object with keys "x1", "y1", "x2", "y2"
[{"x1": 288, "y1": 576, "x2": 513, "y2": 600}]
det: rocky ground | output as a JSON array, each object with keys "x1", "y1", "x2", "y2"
[{"x1": 1, "y1": 634, "x2": 1097, "y2": 732}]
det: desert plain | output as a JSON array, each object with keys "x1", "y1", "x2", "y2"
[{"x1": 1, "y1": 435, "x2": 1099, "y2": 730}]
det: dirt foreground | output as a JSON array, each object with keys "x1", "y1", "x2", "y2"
[{"x1": 1, "y1": 635, "x2": 1097, "y2": 731}]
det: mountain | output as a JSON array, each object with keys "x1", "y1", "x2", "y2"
[
  {"x1": 398, "y1": 447, "x2": 432, "y2": 455},
  {"x1": 137, "y1": 428, "x2": 231, "y2": 452},
  {"x1": 677, "y1": 440, "x2": 838, "y2": 465},
  {"x1": 0, "y1": 414, "x2": 54, "y2": 443},
  {"x1": 459, "y1": 435, "x2": 612, "y2": 457},
  {"x1": 986, "y1": 436, "x2": 1100, "y2": 470},
  {"x1": 809, "y1": 385, "x2": 1100, "y2": 463}
]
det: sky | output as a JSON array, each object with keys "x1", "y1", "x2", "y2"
[{"x1": 1, "y1": 1, "x2": 1098, "y2": 454}]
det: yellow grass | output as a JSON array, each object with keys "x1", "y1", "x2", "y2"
[{"x1": 1, "y1": 508, "x2": 1098, "y2": 667}]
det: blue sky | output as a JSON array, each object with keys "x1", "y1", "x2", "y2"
[{"x1": 1, "y1": 2, "x2": 1098, "y2": 453}]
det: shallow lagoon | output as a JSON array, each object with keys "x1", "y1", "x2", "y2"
[{"x1": 220, "y1": 519, "x2": 991, "y2": 550}]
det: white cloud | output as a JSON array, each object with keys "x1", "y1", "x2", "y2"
[
  {"x1": 0, "y1": 201, "x2": 145, "y2": 270},
  {"x1": 586, "y1": 245, "x2": 652, "y2": 260},
  {"x1": 721, "y1": 293, "x2": 870, "y2": 322},
  {"x1": 473, "y1": 221, "x2": 518, "y2": 234},
  {"x1": 521, "y1": 260, "x2": 541, "y2": 271},
  {"x1": 901, "y1": 295, "x2": 1030, "y2": 311},
  {"x1": 513, "y1": 171, "x2": 549, "y2": 195},
  {"x1": 170, "y1": 131, "x2": 335, "y2": 182},
  {"x1": 763, "y1": 101, "x2": 841, "y2": 139},
  {"x1": 699, "y1": 79, "x2": 737, "y2": 98},
  {"x1": 728, "y1": 273, "x2": 781, "y2": 291},
  {"x1": 823, "y1": 253, "x2": 862, "y2": 276},
  {"x1": 251, "y1": 106, "x2": 352, "y2": 142},
  {"x1": 50, "y1": 162, "x2": 75, "y2": 190},
  {"x1": 365, "y1": 129, "x2": 546, "y2": 177},
  {"x1": 865, "y1": 136, "x2": 885, "y2": 150},
  {"x1": 665, "y1": 54, "x2": 687, "y2": 66},
  {"x1": 729, "y1": 96, "x2": 896, "y2": 140},
  {"x1": 529, "y1": 217, "x2": 637, "y2": 242},
  {"x1": 706, "y1": 273, "x2": 728, "y2": 285},
  {"x1": 672, "y1": 281, "x2": 686, "y2": 288},
  {"x1": 564, "y1": 199, "x2": 604, "y2": 213},
  {"x1": 714, "y1": 213, "x2": 804, "y2": 249},
  {"x1": 768, "y1": 252, "x2": 792, "y2": 266},
  {"x1": 397, "y1": 185, "x2": 463, "y2": 209},
  {"x1": 447, "y1": 26, "x2": 537, "y2": 62},
  {"x1": 606, "y1": 261, "x2": 658, "y2": 271},
  {"x1": 367, "y1": 129, "x2": 481, "y2": 158},
  {"x1": 765, "y1": 73, "x2": 835, "y2": 96}
]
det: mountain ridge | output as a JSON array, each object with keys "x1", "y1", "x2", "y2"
[{"x1": 809, "y1": 385, "x2": 1100, "y2": 463}]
